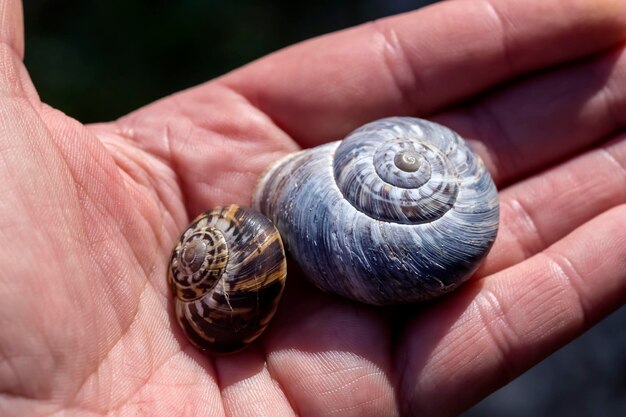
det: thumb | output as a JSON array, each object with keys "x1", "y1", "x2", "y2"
[
  {"x1": 0, "y1": 0, "x2": 23, "y2": 59},
  {"x1": 0, "y1": 0, "x2": 39, "y2": 102}
]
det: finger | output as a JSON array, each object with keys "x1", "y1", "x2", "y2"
[
  {"x1": 179, "y1": 42, "x2": 626, "y2": 216},
  {"x1": 397, "y1": 205, "x2": 626, "y2": 416},
  {"x1": 263, "y1": 296, "x2": 399, "y2": 417},
  {"x1": 479, "y1": 132, "x2": 626, "y2": 277},
  {"x1": 220, "y1": 0, "x2": 626, "y2": 147},
  {"x1": 0, "y1": 0, "x2": 39, "y2": 103},
  {"x1": 216, "y1": 348, "x2": 297, "y2": 417},
  {"x1": 434, "y1": 45, "x2": 626, "y2": 186}
]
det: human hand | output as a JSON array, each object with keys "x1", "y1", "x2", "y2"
[{"x1": 1, "y1": 0, "x2": 625, "y2": 415}]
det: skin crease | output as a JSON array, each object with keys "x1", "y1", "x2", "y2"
[{"x1": 0, "y1": 0, "x2": 626, "y2": 415}]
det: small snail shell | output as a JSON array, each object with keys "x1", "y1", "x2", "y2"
[
  {"x1": 168, "y1": 205, "x2": 286, "y2": 354},
  {"x1": 254, "y1": 117, "x2": 499, "y2": 305}
]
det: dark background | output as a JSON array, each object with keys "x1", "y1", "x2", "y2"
[
  {"x1": 24, "y1": 0, "x2": 440, "y2": 123},
  {"x1": 22, "y1": 0, "x2": 626, "y2": 415}
]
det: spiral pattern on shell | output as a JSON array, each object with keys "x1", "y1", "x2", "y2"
[
  {"x1": 254, "y1": 117, "x2": 499, "y2": 305},
  {"x1": 168, "y1": 205, "x2": 286, "y2": 354}
]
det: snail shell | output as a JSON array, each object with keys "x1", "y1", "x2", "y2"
[
  {"x1": 254, "y1": 117, "x2": 499, "y2": 305},
  {"x1": 168, "y1": 205, "x2": 286, "y2": 354}
]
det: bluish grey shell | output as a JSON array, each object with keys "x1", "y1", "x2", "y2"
[
  {"x1": 168, "y1": 205, "x2": 287, "y2": 354},
  {"x1": 253, "y1": 117, "x2": 499, "y2": 305}
]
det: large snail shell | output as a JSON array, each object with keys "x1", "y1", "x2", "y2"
[
  {"x1": 168, "y1": 205, "x2": 286, "y2": 354},
  {"x1": 254, "y1": 117, "x2": 499, "y2": 305}
]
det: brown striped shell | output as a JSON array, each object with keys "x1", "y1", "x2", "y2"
[{"x1": 168, "y1": 205, "x2": 287, "y2": 354}]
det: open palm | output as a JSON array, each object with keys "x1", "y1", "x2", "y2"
[{"x1": 2, "y1": 0, "x2": 626, "y2": 416}]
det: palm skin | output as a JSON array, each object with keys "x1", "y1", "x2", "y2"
[{"x1": 2, "y1": 0, "x2": 626, "y2": 416}]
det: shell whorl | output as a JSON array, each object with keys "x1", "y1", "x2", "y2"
[
  {"x1": 333, "y1": 118, "x2": 462, "y2": 223},
  {"x1": 168, "y1": 205, "x2": 287, "y2": 354},
  {"x1": 254, "y1": 117, "x2": 499, "y2": 305}
]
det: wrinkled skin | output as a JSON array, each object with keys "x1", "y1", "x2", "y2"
[{"x1": 1, "y1": 0, "x2": 626, "y2": 416}]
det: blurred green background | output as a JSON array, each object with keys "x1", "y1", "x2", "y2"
[
  {"x1": 24, "y1": 0, "x2": 437, "y2": 122},
  {"x1": 22, "y1": 1, "x2": 626, "y2": 416}
]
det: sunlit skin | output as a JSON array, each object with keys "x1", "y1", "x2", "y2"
[{"x1": 1, "y1": 0, "x2": 626, "y2": 415}]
